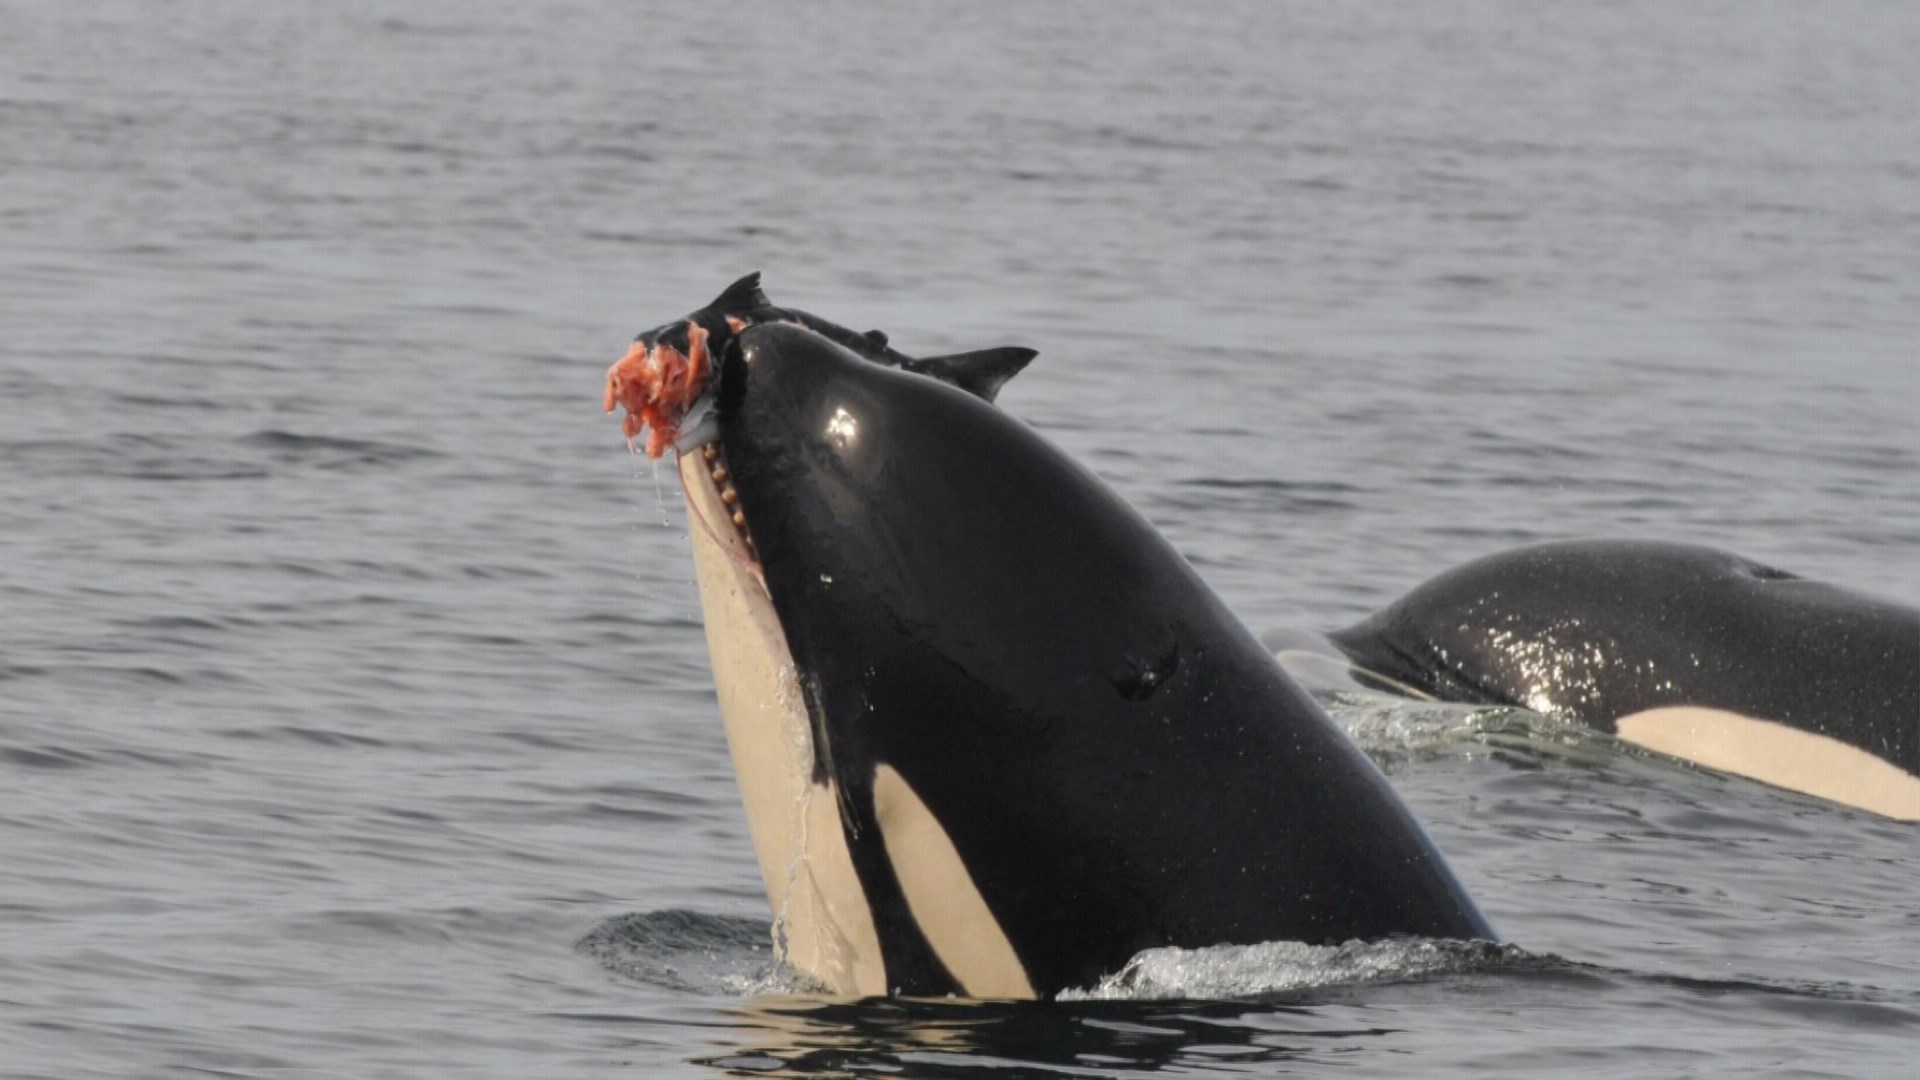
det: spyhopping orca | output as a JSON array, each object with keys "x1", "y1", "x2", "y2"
[{"x1": 605, "y1": 279, "x2": 1493, "y2": 998}]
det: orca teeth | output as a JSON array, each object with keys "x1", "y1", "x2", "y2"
[{"x1": 700, "y1": 443, "x2": 755, "y2": 556}]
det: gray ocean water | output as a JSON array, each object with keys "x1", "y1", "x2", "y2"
[{"x1": 4, "y1": 1, "x2": 1918, "y2": 1076}]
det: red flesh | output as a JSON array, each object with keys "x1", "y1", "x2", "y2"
[{"x1": 602, "y1": 320, "x2": 712, "y2": 458}]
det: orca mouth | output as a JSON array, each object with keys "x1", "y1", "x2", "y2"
[
  {"x1": 678, "y1": 436, "x2": 763, "y2": 583},
  {"x1": 677, "y1": 334, "x2": 763, "y2": 575},
  {"x1": 602, "y1": 314, "x2": 760, "y2": 573}
]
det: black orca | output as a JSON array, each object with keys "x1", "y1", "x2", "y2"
[
  {"x1": 649, "y1": 309, "x2": 1492, "y2": 999},
  {"x1": 1320, "y1": 539, "x2": 1920, "y2": 820}
]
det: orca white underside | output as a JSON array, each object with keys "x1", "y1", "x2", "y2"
[
  {"x1": 680, "y1": 448, "x2": 1043, "y2": 996},
  {"x1": 1614, "y1": 706, "x2": 1920, "y2": 821},
  {"x1": 679, "y1": 449, "x2": 885, "y2": 995}
]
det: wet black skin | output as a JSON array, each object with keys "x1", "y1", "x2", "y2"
[
  {"x1": 1328, "y1": 540, "x2": 1920, "y2": 777},
  {"x1": 636, "y1": 273, "x2": 1036, "y2": 403},
  {"x1": 716, "y1": 323, "x2": 1494, "y2": 998}
]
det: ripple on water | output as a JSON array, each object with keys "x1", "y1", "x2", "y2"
[
  {"x1": 578, "y1": 909, "x2": 778, "y2": 995},
  {"x1": 236, "y1": 430, "x2": 444, "y2": 471}
]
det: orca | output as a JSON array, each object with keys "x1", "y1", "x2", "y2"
[
  {"x1": 1320, "y1": 539, "x2": 1920, "y2": 820},
  {"x1": 613, "y1": 286, "x2": 1493, "y2": 999}
]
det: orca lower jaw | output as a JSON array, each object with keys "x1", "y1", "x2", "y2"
[
  {"x1": 674, "y1": 426, "x2": 893, "y2": 996},
  {"x1": 679, "y1": 439, "x2": 760, "y2": 576}
]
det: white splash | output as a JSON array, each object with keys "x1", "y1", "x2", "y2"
[{"x1": 1059, "y1": 937, "x2": 1518, "y2": 1002}]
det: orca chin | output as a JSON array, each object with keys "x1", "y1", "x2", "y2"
[
  {"x1": 668, "y1": 321, "x2": 1492, "y2": 1000},
  {"x1": 1319, "y1": 539, "x2": 1920, "y2": 821}
]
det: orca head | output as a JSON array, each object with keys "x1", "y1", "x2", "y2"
[{"x1": 616, "y1": 275, "x2": 1039, "y2": 458}]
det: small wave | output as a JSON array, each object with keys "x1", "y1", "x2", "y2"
[
  {"x1": 1325, "y1": 694, "x2": 1510, "y2": 756},
  {"x1": 579, "y1": 909, "x2": 810, "y2": 996},
  {"x1": 1060, "y1": 937, "x2": 1524, "y2": 1002},
  {"x1": 1303, "y1": 683, "x2": 1636, "y2": 773},
  {"x1": 213, "y1": 725, "x2": 391, "y2": 750},
  {"x1": 1, "y1": 745, "x2": 97, "y2": 771},
  {"x1": 237, "y1": 430, "x2": 440, "y2": 471},
  {"x1": 1158, "y1": 477, "x2": 1361, "y2": 516},
  {"x1": 3, "y1": 434, "x2": 270, "y2": 482},
  {"x1": 105, "y1": 392, "x2": 229, "y2": 411},
  {"x1": 583, "y1": 911, "x2": 1528, "y2": 1004}
]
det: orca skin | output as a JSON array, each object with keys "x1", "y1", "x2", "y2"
[
  {"x1": 1328, "y1": 540, "x2": 1919, "y2": 815},
  {"x1": 711, "y1": 323, "x2": 1493, "y2": 997}
]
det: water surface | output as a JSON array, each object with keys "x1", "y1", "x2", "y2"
[{"x1": 3, "y1": 2, "x2": 1916, "y2": 1076}]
